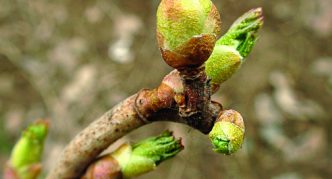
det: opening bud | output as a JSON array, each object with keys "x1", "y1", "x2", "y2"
[
  {"x1": 205, "y1": 45, "x2": 242, "y2": 84},
  {"x1": 112, "y1": 131, "x2": 183, "y2": 178},
  {"x1": 209, "y1": 110, "x2": 245, "y2": 154},
  {"x1": 216, "y1": 7, "x2": 263, "y2": 58},
  {"x1": 204, "y1": 8, "x2": 263, "y2": 85},
  {"x1": 7, "y1": 120, "x2": 49, "y2": 179}
]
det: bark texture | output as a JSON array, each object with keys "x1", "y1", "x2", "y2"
[
  {"x1": 47, "y1": 70, "x2": 222, "y2": 179},
  {"x1": 47, "y1": 95, "x2": 144, "y2": 179}
]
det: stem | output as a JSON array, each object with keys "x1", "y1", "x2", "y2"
[
  {"x1": 178, "y1": 66, "x2": 213, "y2": 133},
  {"x1": 47, "y1": 95, "x2": 144, "y2": 179},
  {"x1": 47, "y1": 70, "x2": 222, "y2": 179}
]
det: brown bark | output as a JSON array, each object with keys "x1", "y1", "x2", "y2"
[
  {"x1": 47, "y1": 69, "x2": 223, "y2": 179},
  {"x1": 47, "y1": 95, "x2": 144, "y2": 179}
]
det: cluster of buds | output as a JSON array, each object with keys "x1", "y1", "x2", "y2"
[
  {"x1": 4, "y1": 123, "x2": 182, "y2": 179},
  {"x1": 4, "y1": 1, "x2": 263, "y2": 179},
  {"x1": 156, "y1": 0, "x2": 263, "y2": 155}
]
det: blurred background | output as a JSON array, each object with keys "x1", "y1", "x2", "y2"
[{"x1": 0, "y1": 0, "x2": 331, "y2": 178}]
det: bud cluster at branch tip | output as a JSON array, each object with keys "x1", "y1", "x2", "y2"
[
  {"x1": 208, "y1": 110, "x2": 245, "y2": 155},
  {"x1": 157, "y1": 0, "x2": 221, "y2": 69}
]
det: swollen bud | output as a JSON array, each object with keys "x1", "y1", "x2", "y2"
[
  {"x1": 205, "y1": 45, "x2": 242, "y2": 84},
  {"x1": 209, "y1": 110, "x2": 245, "y2": 155},
  {"x1": 112, "y1": 131, "x2": 183, "y2": 178},
  {"x1": 80, "y1": 155, "x2": 122, "y2": 179},
  {"x1": 157, "y1": 0, "x2": 221, "y2": 69},
  {"x1": 204, "y1": 8, "x2": 263, "y2": 85},
  {"x1": 6, "y1": 120, "x2": 49, "y2": 179}
]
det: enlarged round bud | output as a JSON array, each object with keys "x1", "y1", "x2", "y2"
[
  {"x1": 208, "y1": 110, "x2": 245, "y2": 154},
  {"x1": 205, "y1": 45, "x2": 242, "y2": 84},
  {"x1": 157, "y1": 0, "x2": 221, "y2": 69}
]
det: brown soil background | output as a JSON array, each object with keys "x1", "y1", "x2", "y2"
[{"x1": 1, "y1": 0, "x2": 331, "y2": 178}]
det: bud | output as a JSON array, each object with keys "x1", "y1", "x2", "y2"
[
  {"x1": 204, "y1": 8, "x2": 263, "y2": 85},
  {"x1": 111, "y1": 131, "x2": 183, "y2": 178},
  {"x1": 7, "y1": 120, "x2": 48, "y2": 179},
  {"x1": 216, "y1": 7, "x2": 263, "y2": 58},
  {"x1": 3, "y1": 164, "x2": 19, "y2": 179},
  {"x1": 209, "y1": 110, "x2": 245, "y2": 154},
  {"x1": 205, "y1": 45, "x2": 242, "y2": 84},
  {"x1": 157, "y1": 0, "x2": 221, "y2": 69},
  {"x1": 81, "y1": 155, "x2": 122, "y2": 179}
]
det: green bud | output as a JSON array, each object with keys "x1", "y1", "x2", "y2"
[
  {"x1": 157, "y1": 0, "x2": 221, "y2": 69},
  {"x1": 209, "y1": 110, "x2": 245, "y2": 155},
  {"x1": 112, "y1": 131, "x2": 183, "y2": 178},
  {"x1": 217, "y1": 7, "x2": 263, "y2": 58},
  {"x1": 9, "y1": 120, "x2": 49, "y2": 179},
  {"x1": 204, "y1": 8, "x2": 263, "y2": 85},
  {"x1": 205, "y1": 45, "x2": 242, "y2": 84}
]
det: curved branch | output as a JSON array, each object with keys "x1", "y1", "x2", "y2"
[
  {"x1": 47, "y1": 70, "x2": 222, "y2": 179},
  {"x1": 47, "y1": 95, "x2": 145, "y2": 178}
]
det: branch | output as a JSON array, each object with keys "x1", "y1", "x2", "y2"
[
  {"x1": 46, "y1": 95, "x2": 144, "y2": 179},
  {"x1": 47, "y1": 70, "x2": 222, "y2": 179},
  {"x1": 47, "y1": 5, "x2": 263, "y2": 178}
]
